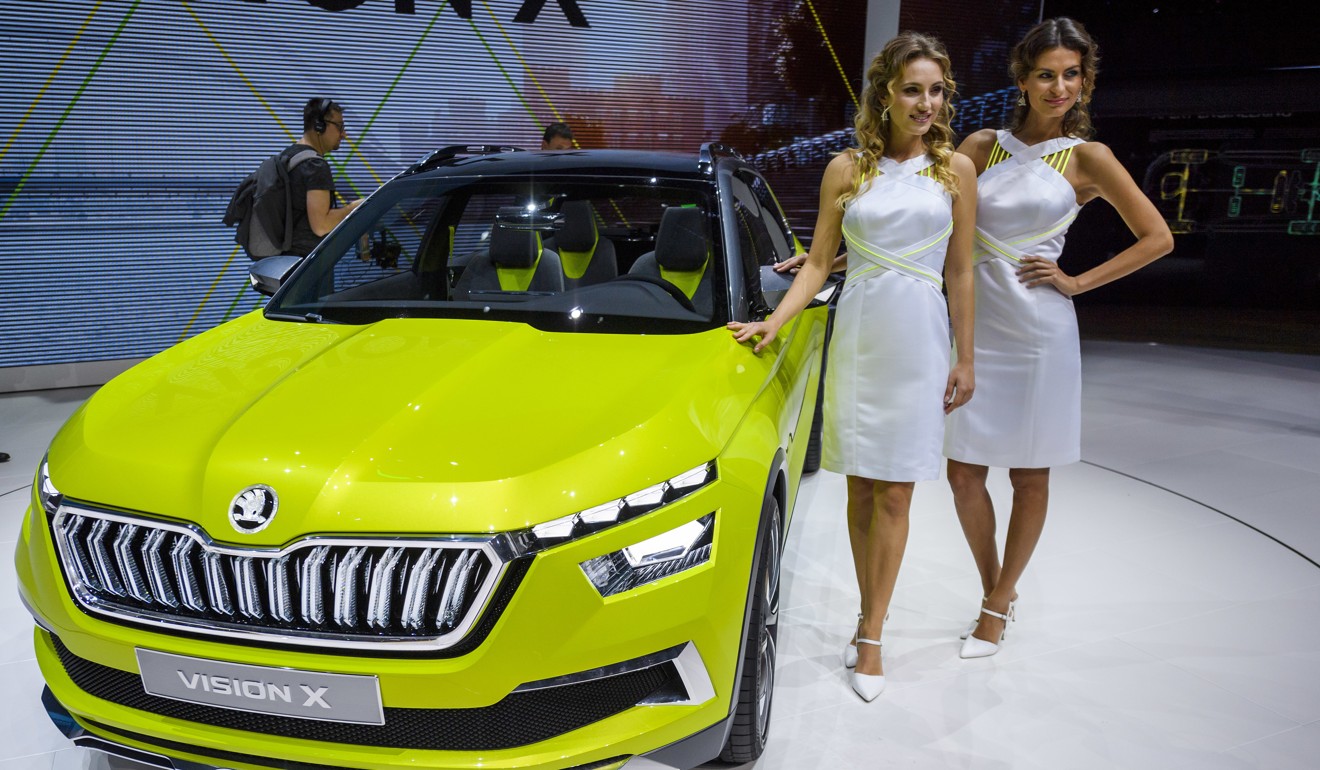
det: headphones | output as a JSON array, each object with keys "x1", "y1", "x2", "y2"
[{"x1": 313, "y1": 98, "x2": 334, "y2": 133}]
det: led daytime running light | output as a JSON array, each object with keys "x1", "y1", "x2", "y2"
[
  {"x1": 38, "y1": 459, "x2": 63, "y2": 516},
  {"x1": 528, "y1": 461, "x2": 715, "y2": 551}
]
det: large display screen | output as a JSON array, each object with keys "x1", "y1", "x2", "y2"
[{"x1": 0, "y1": 0, "x2": 866, "y2": 369}]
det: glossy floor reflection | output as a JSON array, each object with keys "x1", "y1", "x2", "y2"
[{"x1": 1, "y1": 342, "x2": 1317, "y2": 769}]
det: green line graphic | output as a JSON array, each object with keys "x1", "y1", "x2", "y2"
[
  {"x1": 219, "y1": 5, "x2": 541, "y2": 326},
  {"x1": 333, "y1": 0, "x2": 451, "y2": 187},
  {"x1": 467, "y1": 17, "x2": 541, "y2": 124},
  {"x1": 0, "y1": 2, "x2": 103, "y2": 166},
  {"x1": 220, "y1": 279, "x2": 251, "y2": 324},
  {"x1": 0, "y1": 0, "x2": 142, "y2": 223}
]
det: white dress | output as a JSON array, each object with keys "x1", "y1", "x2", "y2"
[
  {"x1": 944, "y1": 130, "x2": 1086, "y2": 468},
  {"x1": 822, "y1": 154, "x2": 954, "y2": 482}
]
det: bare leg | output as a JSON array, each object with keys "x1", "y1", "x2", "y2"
[
  {"x1": 850, "y1": 478, "x2": 913, "y2": 677},
  {"x1": 974, "y1": 467, "x2": 1049, "y2": 643},
  {"x1": 845, "y1": 476, "x2": 875, "y2": 643},
  {"x1": 946, "y1": 459, "x2": 999, "y2": 597}
]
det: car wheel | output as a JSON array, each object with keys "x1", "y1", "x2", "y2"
[{"x1": 719, "y1": 497, "x2": 781, "y2": 763}]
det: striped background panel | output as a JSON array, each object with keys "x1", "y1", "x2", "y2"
[{"x1": 0, "y1": 0, "x2": 861, "y2": 368}]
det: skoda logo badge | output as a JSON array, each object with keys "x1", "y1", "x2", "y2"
[{"x1": 230, "y1": 485, "x2": 278, "y2": 534}]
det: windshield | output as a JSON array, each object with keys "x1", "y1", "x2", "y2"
[{"x1": 269, "y1": 176, "x2": 725, "y2": 333}]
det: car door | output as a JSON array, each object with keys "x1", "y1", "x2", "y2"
[{"x1": 726, "y1": 170, "x2": 830, "y2": 501}]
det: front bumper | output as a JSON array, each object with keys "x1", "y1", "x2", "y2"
[
  {"x1": 16, "y1": 472, "x2": 765, "y2": 769},
  {"x1": 42, "y1": 685, "x2": 732, "y2": 770}
]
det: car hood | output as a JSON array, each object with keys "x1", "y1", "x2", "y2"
[{"x1": 49, "y1": 313, "x2": 759, "y2": 544}]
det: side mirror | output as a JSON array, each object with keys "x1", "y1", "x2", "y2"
[
  {"x1": 759, "y1": 264, "x2": 842, "y2": 310},
  {"x1": 248, "y1": 255, "x2": 302, "y2": 296},
  {"x1": 759, "y1": 264, "x2": 794, "y2": 310}
]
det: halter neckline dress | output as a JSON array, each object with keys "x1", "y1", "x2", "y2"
[
  {"x1": 822, "y1": 153, "x2": 954, "y2": 482},
  {"x1": 944, "y1": 130, "x2": 1087, "y2": 468}
]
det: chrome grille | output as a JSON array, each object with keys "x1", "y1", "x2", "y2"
[{"x1": 51, "y1": 506, "x2": 508, "y2": 651}]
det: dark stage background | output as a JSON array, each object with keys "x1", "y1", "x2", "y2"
[{"x1": 903, "y1": 0, "x2": 1320, "y2": 351}]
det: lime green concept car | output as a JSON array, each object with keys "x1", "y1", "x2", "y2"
[{"x1": 15, "y1": 144, "x2": 837, "y2": 770}]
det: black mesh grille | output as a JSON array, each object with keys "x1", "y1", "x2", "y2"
[
  {"x1": 567, "y1": 758, "x2": 631, "y2": 770},
  {"x1": 54, "y1": 635, "x2": 674, "y2": 751}
]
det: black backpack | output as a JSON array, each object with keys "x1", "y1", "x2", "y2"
[{"x1": 222, "y1": 147, "x2": 320, "y2": 259}]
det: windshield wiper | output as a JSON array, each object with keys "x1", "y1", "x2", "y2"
[{"x1": 265, "y1": 311, "x2": 335, "y2": 324}]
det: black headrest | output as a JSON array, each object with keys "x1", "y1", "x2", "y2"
[
  {"x1": 490, "y1": 210, "x2": 541, "y2": 268},
  {"x1": 556, "y1": 201, "x2": 597, "y2": 252},
  {"x1": 655, "y1": 206, "x2": 709, "y2": 272}
]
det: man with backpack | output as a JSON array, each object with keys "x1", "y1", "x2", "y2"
[{"x1": 224, "y1": 98, "x2": 363, "y2": 258}]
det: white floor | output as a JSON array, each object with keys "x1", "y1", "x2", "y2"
[{"x1": 1, "y1": 341, "x2": 1317, "y2": 770}]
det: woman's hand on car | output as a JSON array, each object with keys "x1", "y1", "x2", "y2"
[
  {"x1": 773, "y1": 254, "x2": 807, "y2": 274},
  {"x1": 728, "y1": 318, "x2": 783, "y2": 354}
]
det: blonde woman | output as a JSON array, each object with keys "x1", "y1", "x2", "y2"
[
  {"x1": 943, "y1": 18, "x2": 1173, "y2": 658},
  {"x1": 730, "y1": 32, "x2": 976, "y2": 701}
]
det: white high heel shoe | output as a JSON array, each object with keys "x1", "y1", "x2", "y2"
[
  {"x1": 844, "y1": 611, "x2": 888, "y2": 668},
  {"x1": 959, "y1": 604, "x2": 1010, "y2": 659},
  {"x1": 960, "y1": 599, "x2": 1015, "y2": 639},
  {"x1": 850, "y1": 637, "x2": 885, "y2": 701}
]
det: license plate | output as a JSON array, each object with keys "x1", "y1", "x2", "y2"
[{"x1": 137, "y1": 648, "x2": 384, "y2": 725}]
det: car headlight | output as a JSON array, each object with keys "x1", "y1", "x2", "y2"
[
  {"x1": 512, "y1": 461, "x2": 716, "y2": 555},
  {"x1": 580, "y1": 513, "x2": 714, "y2": 597},
  {"x1": 37, "y1": 457, "x2": 62, "y2": 517}
]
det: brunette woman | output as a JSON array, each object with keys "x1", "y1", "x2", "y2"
[{"x1": 943, "y1": 18, "x2": 1173, "y2": 658}]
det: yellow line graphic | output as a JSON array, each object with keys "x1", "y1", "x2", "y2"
[
  {"x1": 179, "y1": 0, "x2": 293, "y2": 140},
  {"x1": 804, "y1": 0, "x2": 858, "y2": 110},
  {"x1": 474, "y1": 4, "x2": 623, "y2": 223},
  {"x1": 0, "y1": 1, "x2": 104, "y2": 166},
  {"x1": 481, "y1": 1, "x2": 564, "y2": 123},
  {"x1": 178, "y1": 245, "x2": 244, "y2": 342}
]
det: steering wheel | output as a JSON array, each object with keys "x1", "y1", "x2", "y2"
[{"x1": 612, "y1": 273, "x2": 697, "y2": 313}]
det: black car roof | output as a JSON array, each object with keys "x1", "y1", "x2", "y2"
[{"x1": 403, "y1": 147, "x2": 745, "y2": 181}]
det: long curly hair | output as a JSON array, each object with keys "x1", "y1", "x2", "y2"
[
  {"x1": 1007, "y1": 17, "x2": 1100, "y2": 139},
  {"x1": 838, "y1": 31, "x2": 960, "y2": 209}
]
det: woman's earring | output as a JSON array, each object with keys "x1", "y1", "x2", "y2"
[
  {"x1": 881, "y1": 105, "x2": 890, "y2": 122},
  {"x1": 1017, "y1": 91, "x2": 1027, "y2": 107}
]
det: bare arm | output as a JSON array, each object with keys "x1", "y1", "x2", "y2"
[
  {"x1": 771, "y1": 250, "x2": 849, "y2": 274},
  {"x1": 954, "y1": 128, "x2": 997, "y2": 176},
  {"x1": 729, "y1": 153, "x2": 852, "y2": 353},
  {"x1": 943, "y1": 152, "x2": 978, "y2": 413},
  {"x1": 1018, "y1": 142, "x2": 1173, "y2": 295},
  {"x1": 306, "y1": 190, "x2": 364, "y2": 237}
]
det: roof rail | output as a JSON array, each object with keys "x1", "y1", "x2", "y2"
[
  {"x1": 406, "y1": 145, "x2": 527, "y2": 174},
  {"x1": 698, "y1": 142, "x2": 742, "y2": 174}
]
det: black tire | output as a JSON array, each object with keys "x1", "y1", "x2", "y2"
[{"x1": 719, "y1": 498, "x2": 781, "y2": 763}]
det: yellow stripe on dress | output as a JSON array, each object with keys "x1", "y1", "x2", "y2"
[
  {"x1": 985, "y1": 141, "x2": 1012, "y2": 171},
  {"x1": 843, "y1": 221, "x2": 951, "y2": 287},
  {"x1": 1042, "y1": 146, "x2": 1073, "y2": 174}
]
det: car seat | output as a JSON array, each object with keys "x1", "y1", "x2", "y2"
[
  {"x1": 454, "y1": 214, "x2": 564, "y2": 299},
  {"x1": 628, "y1": 206, "x2": 712, "y2": 317},
  {"x1": 544, "y1": 200, "x2": 617, "y2": 289}
]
